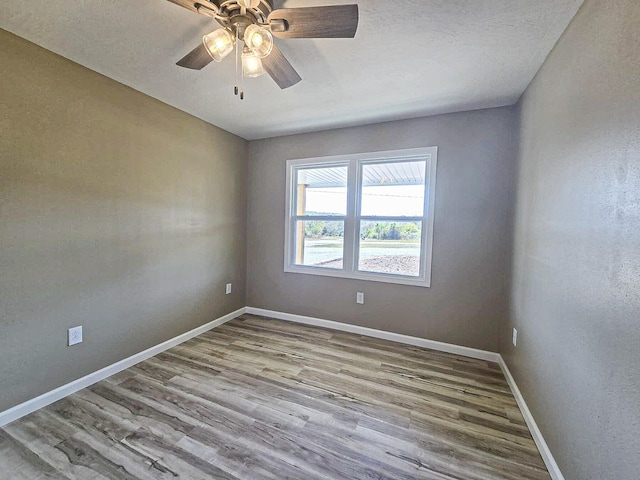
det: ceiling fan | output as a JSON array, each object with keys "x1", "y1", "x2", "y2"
[{"x1": 168, "y1": 0, "x2": 359, "y2": 98}]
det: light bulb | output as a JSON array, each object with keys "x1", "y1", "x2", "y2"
[
  {"x1": 242, "y1": 47, "x2": 265, "y2": 78},
  {"x1": 243, "y1": 24, "x2": 273, "y2": 58},
  {"x1": 203, "y1": 29, "x2": 235, "y2": 62}
]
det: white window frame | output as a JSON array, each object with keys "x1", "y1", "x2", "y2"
[{"x1": 284, "y1": 147, "x2": 437, "y2": 287}]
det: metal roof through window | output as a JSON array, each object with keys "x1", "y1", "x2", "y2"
[{"x1": 297, "y1": 160, "x2": 426, "y2": 188}]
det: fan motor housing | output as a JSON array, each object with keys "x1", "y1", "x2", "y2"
[{"x1": 217, "y1": 0, "x2": 274, "y2": 26}]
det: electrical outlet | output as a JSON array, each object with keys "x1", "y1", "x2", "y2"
[
  {"x1": 225, "y1": 283, "x2": 232, "y2": 294},
  {"x1": 68, "y1": 326, "x2": 83, "y2": 346},
  {"x1": 356, "y1": 292, "x2": 364, "y2": 304},
  {"x1": 512, "y1": 328, "x2": 518, "y2": 347}
]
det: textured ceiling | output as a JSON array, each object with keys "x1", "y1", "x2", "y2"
[{"x1": 1, "y1": 0, "x2": 583, "y2": 140}]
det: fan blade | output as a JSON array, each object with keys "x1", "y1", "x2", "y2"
[
  {"x1": 176, "y1": 43, "x2": 213, "y2": 70},
  {"x1": 262, "y1": 44, "x2": 302, "y2": 89},
  {"x1": 268, "y1": 5, "x2": 359, "y2": 38}
]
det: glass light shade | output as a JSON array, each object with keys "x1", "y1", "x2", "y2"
[
  {"x1": 238, "y1": 0, "x2": 260, "y2": 7},
  {"x1": 242, "y1": 48, "x2": 265, "y2": 78},
  {"x1": 203, "y1": 29, "x2": 235, "y2": 62},
  {"x1": 243, "y1": 24, "x2": 273, "y2": 58}
]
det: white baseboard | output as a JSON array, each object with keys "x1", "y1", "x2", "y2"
[
  {"x1": 497, "y1": 356, "x2": 565, "y2": 480},
  {"x1": 0, "y1": 307, "x2": 246, "y2": 428},
  {"x1": 246, "y1": 307, "x2": 501, "y2": 363}
]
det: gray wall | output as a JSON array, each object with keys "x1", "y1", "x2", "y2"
[
  {"x1": 0, "y1": 31, "x2": 248, "y2": 412},
  {"x1": 504, "y1": 0, "x2": 640, "y2": 479},
  {"x1": 247, "y1": 107, "x2": 518, "y2": 352}
]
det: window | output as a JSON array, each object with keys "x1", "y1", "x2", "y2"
[{"x1": 285, "y1": 147, "x2": 437, "y2": 287}]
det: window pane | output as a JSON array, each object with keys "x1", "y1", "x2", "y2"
[
  {"x1": 295, "y1": 220, "x2": 344, "y2": 269},
  {"x1": 358, "y1": 221, "x2": 422, "y2": 276},
  {"x1": 296, "y1": 165, "x2": 348, "y2": 216},
  {"x1": 360, "y1": 160, "x2": 426, "y2": 217}
]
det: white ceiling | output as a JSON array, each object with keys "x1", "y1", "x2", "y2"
[{"x1": 2, "y1": 0, "x2": 583, "y2": 140}]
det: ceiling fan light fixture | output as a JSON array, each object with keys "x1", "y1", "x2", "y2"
[
  {"x1": 242, "y1": 47, "x2": 266, "y2": 78},
  {"x1": 203, "y1": 29, "x2": 235, "y2": 62},
  {"x1": 176, "y1": 1, "x2": 359, "y2": 92},
  {"x1": 244, "y1": 24, "x2": 273, "y2": 58}
]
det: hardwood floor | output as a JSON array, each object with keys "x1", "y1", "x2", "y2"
[{"x1": 0, "y1": 314, "x2": 550, "y2": 479}]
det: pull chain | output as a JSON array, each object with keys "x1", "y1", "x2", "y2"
[
  {"x1": 234, "y1": 38, "x2": 239, "y2": 96},
  {"x1": 240, "y1": 56, "x2": 245, "y2": 100}
]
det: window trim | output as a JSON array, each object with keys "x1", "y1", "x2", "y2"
[{"x1": 284, "y1": 147, "x2": 437, "y2": 287}]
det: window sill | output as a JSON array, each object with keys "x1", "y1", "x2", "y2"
[{"x1": 284, "y1": 264, "x2": 431, "y2": 288}]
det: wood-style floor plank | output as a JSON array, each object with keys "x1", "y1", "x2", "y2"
[{"x1": 0, "y1": 314, "x2": 550, "y2": 479}]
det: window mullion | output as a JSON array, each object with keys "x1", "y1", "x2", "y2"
[{"x1": 342, "y1": 159, "x2": 358, "y2": 273}]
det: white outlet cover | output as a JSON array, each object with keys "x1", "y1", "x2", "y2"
[
  {"x1": 68, "y1": 326, "x2": 83, "y2": 346},
  {"x1": 225, "y1": 283, "x2": 232, "y2": 294},
  {"x1": 512, "y1": 328, "x2": 518, "y2": 347},
  {"x1": 356, "y1": 292, "x2": 364, "y2": 304}
]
